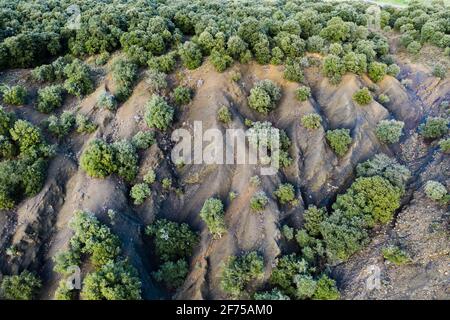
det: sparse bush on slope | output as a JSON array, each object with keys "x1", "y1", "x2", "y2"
[
  {"x1": 145, "y1": 95, "x2": 174, "y2": 131},
  {"x1": 248, "y1": 80, "x2": 281, "y2": 114}
]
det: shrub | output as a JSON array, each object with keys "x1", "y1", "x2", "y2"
[
  {"x1": 179, "y1": 41, "x2": 202, "y2": 70},
  {"x1": 131, "y1": 131, "x2": 155, "y2": 150},
  {"x1": 303, "y1": 205, "x2": 326, "y2": 237},
  {"x1": 269, "y1": 254, "x2": 308, "y2": 297},
  {"x1": 250, "y1": 191, "x2": 269, "y2": 212},
  {"x1": 406, "y1": 41, "x2": 421, "y2": 55},
  {"x1": 152, "y1": 259, "x2": 189, "y2": 290},
  {"x1": 307, "y1": 35, "x2": 325, "y2": 53},
  {"x1": 301, "y1": 113, "x2": 322, "y2": 130},
  {"x1": 130, "y1": 183, "x2": 151, "y2": 205},
  {"x1": 97, "y1": 91, "x2": 117, "y2": 111},
  {"x1": 31, "y1": 64, "x2": 55, "y2": 82},
  {"x1": 95, "y1": 52, "x2": 110, "y2": 66},
  {"x1": 352, "y1": 88, "x2": 372, "y2": 105},
  {"x1": 145, "y1": 95, "x2": 174, "y2": 131},
  {"x1": 217, "y1": 106, "x2": 232, "y2": 124},
  {"x1": 356, "y1": 154, "x2": 411, "y2": 189},
  {"x1": 376, "y1": 119, "x2": 404, "y2": 144},
  {"x1": 147, "y1": 51, "x2": 177, "y2": 73},
  {"x1": 322, "y1": 54, "x2": 345, "y2": 84},
  {"x1": 162, "y1": 177, "x2": 172, "y2": 189},
  {"x1": 387, "y1": 64, "x2": 400, "y2": 77},
  {"x1": 227, "y1": 35, "x2": 248, "y2": 59},
  {"x1": 295, "y1": 86, "x2": 311, "y2": 102},
  {"x1": 295, "y1": 274, "x2": 317, "y2": 299},
  {"x1": 368, "y1": 62, "x2": 387, "y2": 83},
  {"x1": 432, "y1": 64, "x2": 446, "y2": 79},
  {"x1": 312, "y1": 274, "x2": 340, "y2": 300},
  {"x1": 46, "y1": 111, "x2": 75, "y2": 139},
  {"x1": 2, "y1": 85, "x2": 27, "y2": 105},
  {"x1": 143, "y1": 169, "x2": 156, "y2": 185},
  {"x1": 419, "y1": 117, "x2": 448, "y2": 139},
  {"x1": 173, "y1": 86, "x2": 192, "y2": 106},
  {"x1": 343, "y1": 52, "x2": 367, "y2": 75},
  {"x1": 81, "y1": 260, "x2": 141, "y2": 300},
  {"x1": 378, "y1": 94, "x2": 390, "y2": 105},
  {"x1": 146, "y1": 219, "x2": 198, "y2": 262},
  {"x1": 0, "y1": 271, "x2": 41, "y2": 300},
  {"x1": 80, "y1": 139, "x2": 116, "y2": 178},
  {"x1": 333, "y1": 176, "x2": 402, "y2": 226},
  {"x1": 63, "y1": 59, "x2": 94, "y2": 97},
  {"x1": 282, "y1": 225, "x2": 294, "y2": 241},
  {"x1": 254, "y1": 289, "x2": 290, "y2": 300},
  {"x1": 424, "y1": 180, "x2": 447, "y2": 201},
  {"x1": 220, "y1": 251, "x2": 264, "y2": 298},
  {"x1": 111, "y1": 59, "x2": 138, "y2": 102},
  {"x1": 75, "y1": 114, "x2": 97, "y2": 134},
  {"x1": 439, "y1": 138, "x2": 450, "y2": 153},
  {"x1": 210, "y1": 49, "x2": 233, "y2": 73},
  {"x1": 36, "y1": 85, "x2": 64, "y2": 113},
  {"x1": 273, "y1": 183, "x2": 295, "y2": 205},
  {"x1": 382, "y1": 246, "x2": 411, "y2": 266},
  {"x1": 199, "y1": 197, "x2": 226, "y2": 238},
  {"x1": 145, "y1": 69, "x2": 167, "y2": 93},
  {"x1": 9, "y1": 119, "x2": 44, "y2": 155},
  {"x1": 248, "y1": 80, "x2": 281, "y2": 114},
  {"x1": 284, "y1": 58, "x2": 304, "y2": 82},
  {"x1": 326, "y1": 129, "x2": 352, "y2": 157},
  {"x1": 112, "y1": 140, "x2": 138, "y2": 182}
]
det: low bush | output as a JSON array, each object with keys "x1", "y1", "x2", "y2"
[
  {"x1": 220, "y1": 251, "x2": 264, "y2": 298},
  {"x1": 112, "y1": 140, "x2": 139, "y2": 182},
  {"x1": 419, "y1": 117, "x2": 448, "y2": 139},
  {"x1": 210, "y1": 49, "x2": 233, "y2": 72},
  {"x1": 217, "y1": 106, "x2": 232, "y2": 124},
  {"x1": 432, "y1": 64, "x2": 446, "y2": 79},
  {"x1": 75, "y1": 114, "x2": 97, "y2": 134},
  {"x1": 131, "y1": 131, "x2": 155, "y2": 150},
  {"x1": 424, "y1": 180, "x2": 447, "y2": 201},
  {"x1": 352, "y1": 88, "x2": 372, "y2": 105},
  {"x1": 31, "y1": 64, "x2": 55, "y2": 82},
  {"x1": 130, "y1": 183, "x2": 151, "y2": 205},
  {"x1": 145, "y1": 69, "x2": 167, "y2": 93},
  {"x1": 45, "y1": 111, "x2": 75, "y2": 139},
  {"x1": 152, "y1": 259, "x2": 189, "y2": 290},
  {"x1": 145, "y1": 95, "x2": 174, "y2": 131},
  {"x1": 97, "y1": 91, "x2": 117, "y2": 111},
  {"x1": 112, "y1": 59, "x2": 138, "y2": 102},
  {"x1": 312, "y1": 274, "x2": 340, "y2": 300},
  {"x1": 326, "y1": 129, "x2": 352, "y2": 157},
  {"x1": 1, "y1": 85, "x2": 27, "y2": 105},
  {"x1": 63, "y1": 59, "x2": 94, "y2": 97},
  {"x1": 143, "y1": 169, "x2": 156, "y2": 185},
  {"x1": 248, "y1": 80, "x2": 281, "y2": 114},
  {"x1": 173, "y1": 86, "x2": 192, "y2": 106},
  {"x1": 80, "y1": 139, "x2": 117, "y2": 179},
  {"x1": 199, "y1": 197, "x2": 226, "y2": 238},
  {"x1": 301, "y1": 114, "x2": 322, "y2": 130},
  {"x1": 368, "y1": 62, "x2": 387, "y2": 83},
  {"x1": 254, "y1": 289, "x2": 290, "y2": 300},
  {"x1": 37, "y1": 85, "x2": 65, "y2": 113},
  {"x1": 406, "y1": 41, "x2": 421, "y2": 55},
  {"x1": 0, "y1": 271, "x2": 41, "y2": 300},
  {"x1": 382, "y1": 246, "x2": 410, "y2": 266},
  {"x1": 376, "y1": 119, "x2": 404, "y2": 144},
  {"x1": 377, "y1": 94, "x2": 390, "y2": 105},
  {"x1": 179, "y1": 41, "x2": 202, "y2": 70},
  {"x1": 146, "y1": 219, "x2": 199, "y2": 262},
  {"x1": 273, "y1": 183, "x2": 295, "y2": 205},
  {"x1": 439, "y1": 138, "x2": 450, "y2": 153},
  {"x1": 386, "y1": 64, "x2": 400, "y2": 77},
  {"x1": 269, "y1": 254, "x2": 308, "y2": 297},
  {"x1": 295, "y1": 86, "x2": 311, "y2": 102},
  {"x1": 250, "y1": 191, "x2": 269, "y2": 212},
  {"x1": 303, "y1": 205, "x2": 326, "y2": 237}
]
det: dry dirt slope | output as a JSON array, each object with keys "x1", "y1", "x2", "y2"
[{"x1": 0, "y1": 52, "x2": 449, "y2": 299}]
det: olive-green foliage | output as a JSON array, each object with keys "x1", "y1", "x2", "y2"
[
  {"x1": 31, "y1": 64, "x2": 55, "y2": 83},
  {"x1": 112, "y1": 59, "x2": 138, "y2": 102},
  {"x1": 173, "y1": 86, "x2": 192, "y2": 106},
  {"x1": 143, "y1": 169, "x2": 156, "y2": 185},
  {"x1": 439, "y1": 138, "x2": 450, "y2": 153},
  {"x1": 146, "y1": 219, "x2": 199, "y2": 262},
  {"x1": 210, "y1": 49, "x2": 233, "y2": 72},
  {"x1": 145, "y1": 69, "x2": 167, "y2": 93},
  {"x1": 147, "y1": 52, "x2": 177, "y2": 73},
  {"x1": 333, "y1": 176, "x2": 402, "y2": 226},
  {"x1": 37, "y1": 85, "x2": 65, "y2": 113},
  {"x1": 301, "y1": 113, "x2": 322, "y2": 130},
  {"x1": 75, "y1": 114, "x2": 97, "y2": 134},
  {"x1": 376, "y1": 119, "x2": 404, "y2": 144},
  {"x1": 326, "y1": 129, "x2": 352, "y2": 157},
  {"x1": 312, "y1": 274, "x2": 340, "y2": 300},
  {"x1": 130, "y1": 183, "x2": 151, "y2": 205},
  {"x1": 386, "y1": 64, "x2": 400, "y2": 77},
  {"x1": 217, "y1": 106, "x2": 232, "y2": 124},
  {"x1": 352, "y1": 87, "x2": 372, "y2": 105},
  {"x1": 419, "y1": 117, "x2": 449, "y2": 139},
  {"x1": 284, "y1": 58, "x2": 304, "y2": 83},
  {"x1": 295, "y1": 86, "x2": 311, "y2": 102},
  {"x1": 179, "y1": 41, "x2": 202, "y2": 70},
  {"x1": 112, "y1": 140, "x2": 139, "y2": 182},
  {"x1": 81, "y1": 260, "x2": 141, "y2": 300},
  {"x1": 282, "y1": 225, "x2": 294, "y2": 241},
  {"x1": 0, "y1": 271, "x2": 41, "y2": 300},
  {"x1": 95, "y1": 52, "x2": 110, "y2": 66},
  {"x1": 1, "y1": 85, "x2": 27, "y2": 105},
  {"x1": 407, "y1": 41, "x2": 421, "y2": 55},
  {"x1": 220, "y1": 251, "x2": 264, "y2": 298},
  {"x1": 80, "y1": 139, "x2": 116, "y2": 179},
  {"x1": 254, "y1": 289, "x2": 290, "y2": 300},
  {"x1": 424, "y1": 180, "x2": 447, "y2": 201},
  {"x1": 45, "y1": 111, "x2": 75, "y2": 139},
  {"x1": 269, "y1": 254, "x2": 308, "y2": 297},
  {"x1": 303, "y1": 205, "x2": 326, "y2": 237},
  {"x1": 248, "y1": 79, "x2": 281, "y2": 114},
  {"x1": 63, "y1": 59, "x2": 94, "y2": 97},
  {"x1": 322, "y1": 54, "x2": 345, "y2": 84},
  {"x1": 97, "y1": 91, "x2": 117, "y2": 111},
  {"x1": 368, "y1": 62, "x2": 387, "y2": 83},
  {"x1": 433, "y1": 64, "x2": 447, "y2": 79},
  {"x1": 273, "y1": 183, "x2": 295, "y2": 205},
  {"x1": 161, "y1": 177, "x2": 172, "y2": 189},
  {"x1": 356, "y1": 154, "x2": 411, "y2": 190},
  {"x1": 131, "y1": 131, "x2": 155, "y2": 150},
  {"x1": 378, "y1": 94, "x2": 390, "y2": 105},
  {"x1": 199, "y1": 197, "x2": 226, "y2": 238},
  {"x1": 250, "y1": 191, "x2": 269, "y2": 212},
  {"x1": 152, "y1": 259, "x2": 189, "y2": 290},
  {"x1": 144, "y1": 95, "x2": 174, "y2": 131},
  {"x1": 382, "y1": 246, "x2": 411, "y2": 266}
]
